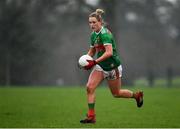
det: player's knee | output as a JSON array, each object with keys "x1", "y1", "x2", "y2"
[
  {"x1": 86, "y1": 86, "x2": 95, "y2": 94},
  {"x1": 111, "y1": 91, "x2": 121, "y2": 98}
]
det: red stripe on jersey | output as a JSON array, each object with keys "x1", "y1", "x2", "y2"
[{"x1": 94, "y1": 44, "x2": 105, "y2": 52}]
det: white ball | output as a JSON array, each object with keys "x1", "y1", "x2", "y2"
[{"x1": 78, "y1": 55, "x2": 93, "y2": 67}]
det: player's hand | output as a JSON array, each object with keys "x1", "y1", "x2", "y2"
[{"x1": 84, "y1": 60, "x2": 97, "y2": 70}]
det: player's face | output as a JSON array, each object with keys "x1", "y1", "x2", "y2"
[{"x1": 89, "y1": 17, "x2": 102, "y2": 32}]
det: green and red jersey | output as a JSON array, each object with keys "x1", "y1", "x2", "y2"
[{"x1": 90, "y1": 27, "x2": 121, "y2": 71}]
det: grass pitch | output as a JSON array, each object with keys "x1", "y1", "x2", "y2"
[{"x1": 0, "y1": 86, "x2": 180, "y2": 128}]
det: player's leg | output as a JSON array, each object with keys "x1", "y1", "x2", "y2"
[
  {"x1": 86, "y1": 69, "x2": 103, "y2": 115},
  {"x1": 80, "y1": 69, "x2": 104, "y2": 124},
  {"x1": 107, "y1": 66, "x2": 143, "y2": 107},
  {"x1": 107, "y1": 77, "x2": 133, "y2": 98},
  {"x1": 107, "y1": 78, "x2": 143, "y2": 107}
]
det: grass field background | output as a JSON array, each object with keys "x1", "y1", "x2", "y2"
[{"x1": 0, "y1": 86, "x2": 180, "y2": 128}]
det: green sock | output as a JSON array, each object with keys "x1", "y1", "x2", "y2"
[
  {"x1": 88, "y1": 103, "x2": 95, "y2": 109},
  {"x1": 88, "y1": 103, "x2": 95, "y2": 115}
]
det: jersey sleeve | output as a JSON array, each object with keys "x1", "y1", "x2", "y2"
[{"x1": 101, "y1": 33, "x2": 112, "y2": 45}]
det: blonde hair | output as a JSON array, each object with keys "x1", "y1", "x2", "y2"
[{"x1": 89, "y1": 8, "x2": 105, "y2": 22}]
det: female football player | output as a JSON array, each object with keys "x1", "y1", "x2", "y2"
[{"x1": 80, "y1": 9, "x2": 143, "y2": 124}]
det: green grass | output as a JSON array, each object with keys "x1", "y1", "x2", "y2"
[
  {"x1": 134, "y1": 76, "x2": 180, "y2": 87},
  {"x1": 0, "y1": 86, "x2": 180, "y2": 128}
]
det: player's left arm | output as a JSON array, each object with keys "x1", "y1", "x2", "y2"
[
  {"x1": 84, "y1": 43, "x2": 112, "y2": 70},
  {"x1": 95, "y1": 33, "x2": 113, "y2": 63},
  {"x1": 95, "y1": 44, "x2": 112, "y2": 63},
  {"x1": 84, "y1": 44, "x2": 112, "y2": 70}
]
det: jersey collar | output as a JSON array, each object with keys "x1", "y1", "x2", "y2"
[{"x1": 95, "y1": 26, "x2": 103, "y2": 35}]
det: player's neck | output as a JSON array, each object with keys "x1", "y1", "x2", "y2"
[{"x1": 95, "y1": 26, "x2": 103, "y2": 34}]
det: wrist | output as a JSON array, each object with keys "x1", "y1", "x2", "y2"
[{"x1": 94, "y1": 60, "x2": 97, "y2": 64}]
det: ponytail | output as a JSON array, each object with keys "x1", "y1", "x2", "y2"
[
  {"x1": 89, "y1": 8, "x2": 105, "y2": 22},
  {"x1": 95, "y1": 9, "x2": 105, "y2": 16}
]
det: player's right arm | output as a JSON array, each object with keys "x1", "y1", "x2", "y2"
[
  {"x1": 87, "y1": 47, "x2": 96, "y2": 57},
  {"x1": 87, "y1": 33, "x2": 96, "y2": 57}
]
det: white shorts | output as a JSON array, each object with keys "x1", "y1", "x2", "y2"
[{"x1": 92, "y1": 64, "x2": 122, "y2": 80}]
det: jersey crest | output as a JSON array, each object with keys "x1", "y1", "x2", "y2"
[{"x1": 94, "y1": 36, "x2": 100, "y2": 44}]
